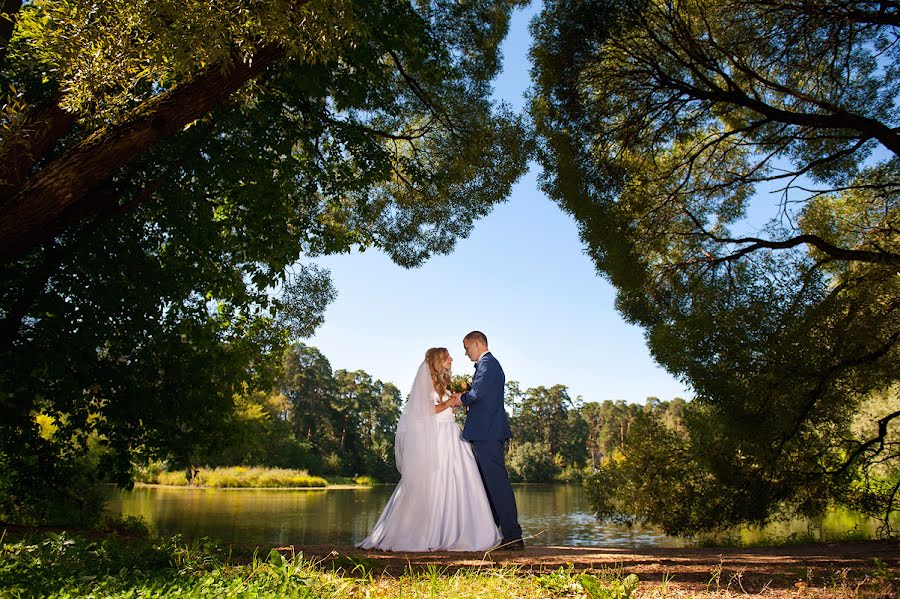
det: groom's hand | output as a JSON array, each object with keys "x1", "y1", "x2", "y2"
[{"x1": 449, "y1": 393, "x2": 463, "y2": 407}]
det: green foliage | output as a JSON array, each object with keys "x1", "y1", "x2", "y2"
[
  {"x1": 509, "y1": 383, "x2": 591, "y2": 478},
  {"x1": 280, "y1": 344, "x2": 402, "y2": 480},
  {"x1": 507, "y1": 441, "x2": 559, "y2": 483},
  {"x1": 0, "y1": 440, "x2": 107, "y2": 528},
  {"x1": 581, "y1": 572, "x2": 639, "y2": 599},
  {"x1": 531, "y1": 0, "x2": 900, "y2": 533},
  {"x1": 513, "y1": 385, "x2": 580, "y2": 458},
  {"x1": 201, "y1": 389, "x2": 318, "y2": 471},
  {"x1": 506, "y1": 380, "x2": 688, "y2": 482},
  {"x1": 585, "y1": 411, "x2": 726, "y2": 535},
  {"x1": 1, "y1": 0, "x2": 530, "y2": 524},
  {"x1": 535, "y1": 564, "x2": 639, "y2": 599},
  {"x1": 102, "y1": 515, "x2": 152, "y2": 539}
]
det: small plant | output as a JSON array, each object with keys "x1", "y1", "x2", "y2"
[{"x1": 103, "y1": 514, "x2": 151, "y2": 538}]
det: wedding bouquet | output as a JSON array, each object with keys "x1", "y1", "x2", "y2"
[{"x1": 448, "y1": 375, "x2": 471, "y2": 394}]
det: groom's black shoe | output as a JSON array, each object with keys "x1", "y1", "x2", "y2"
[{"x1": 493, "y1": 537, "x2": 525, "y2": 551}]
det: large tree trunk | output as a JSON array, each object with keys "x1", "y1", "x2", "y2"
[{"x1": 0, "y1": 44, "x2": 285, "y2": 266}]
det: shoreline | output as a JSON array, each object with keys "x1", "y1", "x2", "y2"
[{"x1": 132, "y1": 482, "x2": 374, "y2": 491}]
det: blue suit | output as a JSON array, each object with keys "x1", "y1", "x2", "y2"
[{"x1": 460, "y1": 352, "x2": 522, "y2": 541}]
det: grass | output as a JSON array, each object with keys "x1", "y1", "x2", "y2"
[
  {"x1": 0, "y1": 530, "x2": 643, "y2": 598},
  {"x1": 140, "y1": 466, "x2": 328, "y2": 489},
  {"x1": 2, "y1": 527, "x2": 897, "y2": 598}
]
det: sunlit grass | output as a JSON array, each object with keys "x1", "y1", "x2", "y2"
[
  {"x1": 141, "y1": 466, "x2": 328, "y2": 488},
  {"x1": 2, "y1": 530, "x2": 896, "y2": 598},
  {"x1": 0, "y1": 532, "x2": 642, "y2": 598}
]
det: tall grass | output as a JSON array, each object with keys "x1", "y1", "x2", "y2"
[{"x1": 140, "y1": 466, "x2": 328, "y2": 488}]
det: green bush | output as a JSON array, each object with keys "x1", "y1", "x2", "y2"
[
  {"x1": 556, "y1": 464, "x2": 589, "y2": 483},
  {"x1": 506, "y1": 441, "x2": 559, "y2": 483},
  {"x1": 0, "y1": 442, "x2": 106, "y2": 528}
]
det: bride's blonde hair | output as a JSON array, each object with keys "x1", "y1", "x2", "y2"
[{"x1": 425, "y1": 347, "x2": 451, "y2": 397}]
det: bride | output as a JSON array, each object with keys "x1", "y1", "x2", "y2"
[{"x1": 357, "y1": 347, "x2": 502, "y2": 552}]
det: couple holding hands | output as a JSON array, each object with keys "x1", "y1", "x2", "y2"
[{"x1": 358, "y1": 331, "x2": 524, "y2": 552}]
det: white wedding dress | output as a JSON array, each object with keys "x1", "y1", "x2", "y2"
[{"x1": 358, "y1": 364, "x2": 501, "y2": 552}]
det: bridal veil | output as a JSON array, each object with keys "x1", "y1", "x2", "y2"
[{"x1": 361, "y1": 361, "x2": 438, "y2": 548}]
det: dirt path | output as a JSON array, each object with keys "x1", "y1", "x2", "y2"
[{"x1": 276, "y1": 540, "x2": 899, "y2": 595}]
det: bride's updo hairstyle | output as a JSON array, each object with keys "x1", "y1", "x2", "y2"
[{"x1": 425, "y1": 347, "x2": 451, "y2": 397}]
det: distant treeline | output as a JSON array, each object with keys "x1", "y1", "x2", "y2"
[{"x1": 195, "y1": 343, "x2": 687, "y2": 484}]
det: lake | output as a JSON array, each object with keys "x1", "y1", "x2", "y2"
[{"x1": 106, "y1": 484, "x2": 889, "y2": 548}]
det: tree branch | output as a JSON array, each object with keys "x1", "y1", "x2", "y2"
[
  {"x1": 718, "y1": 234, "x2": 900, "y2": 266},
  {"x1": 0, "y1": 45, "x2": 285, "y2": 266},
  {"x1": 661, "y1": 72, "x2": 900, "y2": 157},
  {"x1": 681, "y1": 207, "x2": 900, "y2": 266},
  {"x1": 0, "y1": 99, "x2": 78, "y2": 198},
  {"x1": 0, "y1": 172, "x2": 166, "y2": 355},
  {"x1": 759, "y1": 0, "x2": 900, "y2": 28},
  {"x1": 387, "y1": 49, "x2": 465, "y2": 141},
  {"x1": 837, "y1": 408, "x2": 900, "y2": 477}
]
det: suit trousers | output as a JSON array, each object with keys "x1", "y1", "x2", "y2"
[{"x1": 470, "y1": 440, "x2": 522, "y2": 541}]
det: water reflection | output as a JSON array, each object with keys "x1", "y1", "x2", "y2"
[
  {"x1": 106, "y1": 484, "x2": 888, "y2": 548},
  {"x1": 512, "y1": 484, "x2": 681, "y2": 547}
]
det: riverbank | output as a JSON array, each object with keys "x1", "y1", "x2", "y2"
[{"x1": 1, "y1": 526, "x2": 896, "y2": 597}]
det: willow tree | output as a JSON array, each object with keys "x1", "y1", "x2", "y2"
[
  {"x1": 0, "y1": 0, "x2": 530, "y2": 524},
  {"x1": 531, "y1": 0, "x2": 899, "y2": 534}
]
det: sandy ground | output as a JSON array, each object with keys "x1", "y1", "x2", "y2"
[{"x1": 270, "y1": 540, "x2": 900, "y2": 596}]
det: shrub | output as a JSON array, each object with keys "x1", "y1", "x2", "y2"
[
  {"x1": 506, "y1": 441, "x2": 559, "y2": 483},
  {"x1": 0, "y1": 444, "x2": 106, "y2": 528}
]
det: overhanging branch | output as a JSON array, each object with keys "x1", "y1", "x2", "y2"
[{"x1": 0, "y1": 45, "x2": 285, "y2": 265}]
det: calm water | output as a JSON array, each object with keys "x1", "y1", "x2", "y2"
[{"x1": 106, "y1": 484, "x2": 888, "y2": 548}]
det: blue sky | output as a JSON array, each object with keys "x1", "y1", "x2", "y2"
[{"x1": 306, "y1": 2, "x2": 693, "y2": 404}]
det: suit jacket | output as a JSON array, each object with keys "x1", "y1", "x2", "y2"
[{"x1": 460, "y1": 352, "x2": 512, "y2": 441}]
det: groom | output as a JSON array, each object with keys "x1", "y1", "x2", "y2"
[{"x1": 451, "y1": 331, "x2": 524, "y2": 550}]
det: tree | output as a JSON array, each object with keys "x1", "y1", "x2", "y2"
[
  {"x1": 281, "y1": 343, "x2": 340, "y2": 467},
  {"x1": 333, "y1": 369, "x2": 381, "y2": 475},
  {"x1": 507, "y1": 441, "x2": 559, "y2": 482},
  {"x1": 0, "y1": 0, "x2": 530, "y2": 523},
  {"x1": 279, "y1": 347, "x2": 402, "y2": 478},
  {"x1": 365, "y1": 382, "x2": 402, "y2": 481},
  {"x1": 513, "y1": 385, "x2": 573, "y2": 455},
  {"x1": 203, "y1": 389, "x2": 316, "y2": 471},
  {"x1": 532, "y1": 0, "x2": 900, "y2": 533}
]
